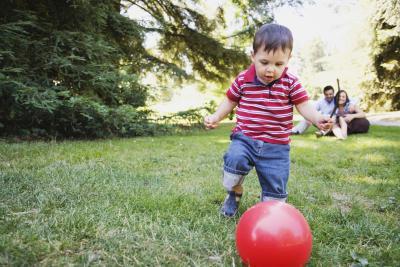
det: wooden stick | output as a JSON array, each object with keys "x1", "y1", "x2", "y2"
[{"x1": 330, "y1": 78, "x2": 341, "y2": 118}]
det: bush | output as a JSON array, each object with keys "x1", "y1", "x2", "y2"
[{"x1": 0, "y1": 96, "x2": 216, "y2": 139}]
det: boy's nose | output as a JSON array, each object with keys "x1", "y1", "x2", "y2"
[{"x1": 265, "y1": 65, "x2": 274, "y2": 72}]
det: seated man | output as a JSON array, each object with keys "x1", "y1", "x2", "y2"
[{"x1": 292, "y1": 85, "x2": 335, "y2": 135}]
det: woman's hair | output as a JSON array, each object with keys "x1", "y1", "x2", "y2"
[
  {"x1": 330, "y1": 90, "x2": 349, "y2": 117},
  {"x1": 334, "y1": 90, "x2": 350, "y2": 106},
  {"x1": 253, "y1": 23, "x2": 293, "y2": 54}
]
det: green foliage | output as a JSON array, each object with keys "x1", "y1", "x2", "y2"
[
  {"x1": 124, "y1": 0, "x2": 301, "y2": 91},
  {"x1": 0, "y1": 1, "x2": 150, "y2": 138},
  {"x1": 125, "y1": 1, "x2": 251, "y2": 84},
  {"x1": 362, "y1": 0, "x2": 400, "y2": 111},
  {"x1": 0, "y1": 0, "x2": 301, "y2": 138},
  {"x1": 297, "y1": 36, "x2": 328, "y2": 96},
  {"x1": 157, "y1": 100, "x2": 217, "y2": 129}
]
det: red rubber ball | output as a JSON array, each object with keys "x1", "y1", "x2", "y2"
[{"x1": 236, "y1": 201, "x2": 312, "y2": 267}]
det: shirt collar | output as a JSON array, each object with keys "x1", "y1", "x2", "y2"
[{"x1": 244, "y1": 64, "x2": 288, "y2": 85}]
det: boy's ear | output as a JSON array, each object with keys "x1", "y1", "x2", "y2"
[{"x1": 250, "y1": 50, "x2": 255, "y2": 63}]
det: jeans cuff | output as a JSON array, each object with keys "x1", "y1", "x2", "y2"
[
  {"x1": 223, "y1": 165, "x2": 248, "y2": 175},
  {"x1": 262, "y1": 191, "x2": 288, "y2": 199}
]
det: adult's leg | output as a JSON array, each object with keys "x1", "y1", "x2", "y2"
[
  {"x1": 292, "y1": 120, "x2": 312, "y2": 134},
  {"x1": 348, "y1": 118, "x2": 370, "y2": 134},
  {"x1": 338, "y1": 116, "x2": 348, "y2": 139},
  {"x1": 332, "y1": 123, "x2": 345, "y2": 139}
]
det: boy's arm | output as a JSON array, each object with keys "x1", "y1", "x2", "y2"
[
  {"x1": 204, "y1": 97, "x2": 238, "y2": 129},
  {"x1": 315, "y1": 99, "x2": 322, "y2": 112},
  {"x1": 296, "y1": 100, "x2": 332, "y2": 130}
]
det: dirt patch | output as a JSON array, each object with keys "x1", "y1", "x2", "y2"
[
  {"x1": 332, "y1": 192, "x2": 374, "y2": 213},
  {"x1": 332, "y1": 192, "x2": 352, "y2": 213}
]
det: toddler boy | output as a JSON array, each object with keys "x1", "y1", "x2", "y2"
[{"x1": 204, "y1": 23, "x2": 331, "y2": 217}]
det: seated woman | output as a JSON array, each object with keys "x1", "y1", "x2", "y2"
[{"x1": 330, "y1": 90, "x2": 369, "y2": 139}]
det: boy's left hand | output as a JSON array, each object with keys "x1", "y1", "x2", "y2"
[{"x1": 317, "y1": 116, "x2": 334, "y2": 131}]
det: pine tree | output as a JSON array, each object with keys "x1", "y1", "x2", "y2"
[{"x1": 0, "y1": 0, "x2": 299, "y2": 138}]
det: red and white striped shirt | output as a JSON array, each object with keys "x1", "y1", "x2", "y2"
[{"x1": 227, "y1": 64, "x2": 309, "y2": 144}]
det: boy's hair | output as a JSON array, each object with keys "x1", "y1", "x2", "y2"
[
  {"x1": 323, "y1": 85, "x2": 334, "y2": 93},
  {"x1": 253, "y1": 23, "x2": 293, "y2": 54}
]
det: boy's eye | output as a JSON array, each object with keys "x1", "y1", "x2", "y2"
[{"x1": 276, "y1": 63, "x2": 283, "y2": 66}]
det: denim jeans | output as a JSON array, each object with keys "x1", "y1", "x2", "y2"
[{"x1": 223, "y1": 132, "x2": 290, "y2": 199}]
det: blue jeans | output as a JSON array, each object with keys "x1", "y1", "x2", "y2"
[{"x1": 223, "y1": 132, "x2": 290, "y2": 199}]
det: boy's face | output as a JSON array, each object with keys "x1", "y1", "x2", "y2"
[{"x1": 251, "y1": 47, "x2": 291, "y2": 84}]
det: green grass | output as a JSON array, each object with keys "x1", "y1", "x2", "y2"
[{"x1": 1, "y1": 123, "x2": 399, "y2": 266}]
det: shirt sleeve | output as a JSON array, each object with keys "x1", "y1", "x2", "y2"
[
  {"x1": 226, "y1": 76, "x2": 242, "y2": 102},
  {"x1": 315, "y1": 99, "x2": 322, "y2": 111},
  {"x1": 289, "y1": 80, "x2": 309, "y2": 105}
]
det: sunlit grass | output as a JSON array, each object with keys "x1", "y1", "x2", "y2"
[{"x1": 0, "y1": 123, "x2": 399, "y2": 266}]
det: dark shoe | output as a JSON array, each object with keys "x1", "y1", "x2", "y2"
[
  {"x1": 315, "y1": 130, "x2": 324, "y2": 138},
  {"x1": 220, "y1": 191, "x2": 241, "y2": 217}
]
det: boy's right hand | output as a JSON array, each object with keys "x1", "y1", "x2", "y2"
[
  {"x1": 316, "y1": 116, "x2": 334, "y2": 131},
  {"x1": 204, "y1": 114, "x2": 219, "y2": 129}
]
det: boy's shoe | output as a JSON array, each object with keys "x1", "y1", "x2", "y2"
[
  {"x1": 220, "y1": 191, "x2": 242, "y2": 217},
  {"x1": 315, "y1": 130, "x2": 324, "y2": 138}
]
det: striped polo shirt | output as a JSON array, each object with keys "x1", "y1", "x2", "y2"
[{"x1": 227, "y1": 64, "x2": 309, "y2": 144}]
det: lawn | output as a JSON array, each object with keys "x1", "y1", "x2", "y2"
[{"x1": 1, "y1": 123, "x2": 399, "y2": 266}]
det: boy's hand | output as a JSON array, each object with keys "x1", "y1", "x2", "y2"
[
  {"x1": 203, "y1": 97, "x2": 237, "y2": 130},
  {"x1": 317, "y1": 116, "x2": 334, "y2": 131},
  {"x1": 204, "y1": 114, "x2": 219, "y2": 129}
]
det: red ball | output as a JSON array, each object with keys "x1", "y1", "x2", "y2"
[{"x1": 236, "y1": 201, "x2": 312, "y2": 267}]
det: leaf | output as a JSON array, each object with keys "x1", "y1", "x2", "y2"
[
  {"x1": 350, "y1": 251, "x2": 369, "y2": 266},
  {"x1": 359, "y1": 257, "x2": 369, "y2": 266}
]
